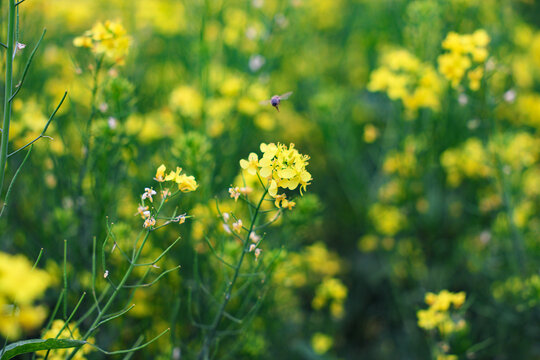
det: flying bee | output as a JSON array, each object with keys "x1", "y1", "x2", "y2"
[{"x1": 260, "y1": 91, "x2": 293, "y2": 112}]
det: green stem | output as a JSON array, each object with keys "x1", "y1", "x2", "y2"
[
  {"x1": 67, "y1": 196, "x2": 168, "y2": 360},
  {"x1": 198, "y1": 187, "x2": 269, "y2": 360},
  {"x1": 0, "y1": 0, "x2": 16, "y2": 199},
  {"x1": 75, "y1": 56, "x2": 103, "y2": 240}
]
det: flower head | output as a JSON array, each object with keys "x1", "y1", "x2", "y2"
[
  {"x1": 73, "y1": 20, "x2": 131, "y2": 65},
  {"x1": 232, "y1": 219, "x2": 243, "y2": 233},
  {"x1": 240, "y1": 142, "x2": 311, "y2": 202},
  {"x1": 176, "y1": 174, "x2": 198, "y2": 192},
  {"x1": 136, "y1": 205, "x2": 150, "y2": 219},
  {"x1": 438, "y1": 29, "x2": 490, "y2": 91},
  {"x1": 229, "y1": 186, "x2": 241, "y2": 201},
  {"x1": 141, "y1": 187, "x2": 157, "y2": 202},
  {"x1": 156, "y1": 165, "x2": 198, "y2": 192},
  {"x1": 143, "y1": 217, "x2": 156, "y2": 228},
  {"x1": 239, "y1": 152, "x2": 259, "y2": 175},
  {"x1": 154, "y1": 164, "x2": 166, "y2": 182}
]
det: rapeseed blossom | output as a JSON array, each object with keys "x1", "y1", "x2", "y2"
[
  {"x1": 73, "y1": 20, "x2": 131, "y2": 65},
  {"x1": 368, "y1": 49, "x2": 443, "y2": 116},
  {"x1": 155, "y1": 164, "x2": 198, "y2": 192},
  {"x1": 369, "y1": 203, "x2": 406, "y2": 236},
  {"x1": 0, "y1": 252, "x2": 51, "y2": 339},
  {"x1": 37, "y1": 320, "x2": 94, "y2": 360},
  {"x1": 239, "y1": 143, "x2": 312, "y2": 205},
  {"x1": 440, "y1": 138, "x2": 491, "y2": 186},
  {"x1": 438, "y1": 29, "x2": 490, "y2": 90},
  {"x1": 311, "y1": 333, "x2": 333, "y2": 355},
  {"x1": 312, "y1": 277, "x2": 348, "y2": 318},
  {"x1": 137, "y1": 164, "x2": 198, "y2": 228},
  {"x1": 492, "y1": 274, "x2": 540, "y2": 310},
  {"x1": 417, "y1": 290, "x2": 467, "y2": 335}
]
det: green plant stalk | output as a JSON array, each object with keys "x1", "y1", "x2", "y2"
[
  {"x1": 0, "y1": 0, "x2": 16, "y2": 199},
  {"x1": 75, "y1": 56, "x2": 103, "y2": 240},
  {"x1": 198, "y1": 186, "x2": 269, "y2": 360},
  {"x1": 66, "y1": 197, "x2": 168, "y2": 360}
]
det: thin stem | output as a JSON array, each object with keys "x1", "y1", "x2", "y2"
[
  {"x1": 75, "y1": 56, "x2": 103, "y2": 240},
  {"x1": 198, "y1": 186, "x2": 269, "y2": 360},
  {"x1": 0, "y1": 0, "x2": 16, "y2": 199},
  {"x1": 66, "y1": 231, "x2": 150, "y2": 360}
]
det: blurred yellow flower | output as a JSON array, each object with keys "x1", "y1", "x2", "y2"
[
  {"x1": 170, "y1": 86, "x2": 203, "y2": 118},
  {"x1": 438, "y1": 29, "x2": 490, "y2": 90},
  {"x1": 0, "y1": 252, "x2": 51, "y2": 339},
  {"x1": 74, "y1": 20, "x2": 131, "y2": 65},
  {"x1": 312, "y1": 277, "x2": 348, "y2": 318},
  {"x1": 369, "y1": 203, "x2": 406, "y2": 236},
  {"x1": 417, "y1": 290, "x2": 467, "y2": 336},
  {"x1": 368, "y1": 48, "x2": 443, "y2": 116},
  {"x1": 363, "y1": 124, "x2": 379, "y2": 143},
  {"x1": 37, "y1": 320, "x2": 94, "y2": 360},
  {"x1": 311, "y1": 333, "x2": 333, "y2": 354},
  {"x1": 176, "y1": 173, "x2": 198, "y2": 192}
]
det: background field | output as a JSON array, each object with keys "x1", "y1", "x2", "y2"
[{"x1": 1, "y1": 0, "x2": 540, "y2": 359}]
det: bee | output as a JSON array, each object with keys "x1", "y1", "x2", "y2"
[{"x1": 260, "y1": 91, "x2": 293, "y2": 112}]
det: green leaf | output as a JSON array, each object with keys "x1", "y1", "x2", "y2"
[{"x1": 0, "y1": 338, "x2": 85, "y2": 360}]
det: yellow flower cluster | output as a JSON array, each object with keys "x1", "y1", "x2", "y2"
[
  {"x1": 438, "y1": 29, "x2": 490, "y2": 90},
  {"x1": 367, "y1": 49, "x2": 443, "y2": 116},
  {"x1": 368, "y1": 203, "x2": 406, "y2": 237},
  {"x1": 73, "y1": 20, "x2": 131, "y2": 65},
  {"x1": 492, "y1": 132, "x2": 540, "y2": 172},
  {"x1": 440, "y1": 138, "x2": 491, "y2": 186},
  {"x1": 515, "y1": 93, "x2": 540, "y2": 130},
  {"x1": 312, "y1": 277, "x2": 348, "y2": 318},
  {"x1": 0, "y1": 252, "x2": 51, "y2": 339},
  {"x1": 311, "y1": 332, "x2": 333, "y2": 355},
  {"x1": 417, "y1": 290, "x2": 467, "y2": 335},
  {"x1": 512, "y1": 25, "x2": 540, "y2": 89},
  {"x1": 441, "y1": 133, "x2": 539, "y2": 187},
  {"x1": 37, "y1": 320, "x2": 94, "y2": 360},
  {"x1": 273, "y1": 242, "x2": 342, "y2": 288},
  {"x1": 240, "y1": 143, "x2": 312, "y2": 206},
  {"x1": 492, "y1": 274, "x2": 540, "y2": 311},
  {"x1": 383, "y1": 149, "x2": 418, "y2": 177},
  {"x1": 154, "y1": 164, "x2": 198, "y2": 192}
]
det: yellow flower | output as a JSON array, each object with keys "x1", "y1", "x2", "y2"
[
  {"x1": 165, "y1": 167, "x2": 182, "y2": 181},
  {"x1": 232, "y1": 219, "x2": 243, "y2": 233},
  {"x1": 312, "y1": 277, "x2": 347, "y2": 319},
  {"x1": 241, "y1": 143, "x2": 311, "y2": 201},
  {"x1": 363, "y1": 124, "x2": 379, "y2": 143},
  {"x1": 369, "y1": 203, "x2": 406, "y2": 236},
  {"x1": 176, "y1": 174, "x2": 198, "y2": 192},
  {"x1": 438, "y1": 29, "x2": 490, "y2": 90},
  {"x1": 154, "y1": 164, "x2": 166, "y2": 182},
  {"x1": 169, "y1": 86, "x2": 202, "y2": 118},
  {"x1": 73, "y1": 20, "x2": 131, "y2": 65},
  {"x1": 0, "y1": 252, "x2": 51, "y2": 306},
  {"x1": 37, "y1": 320, "x2": 94, "y2": 360},
  {"x1": 417, "y1": 290, "x2": 467, "y2": 336},
  {"x1": 281, "y1": 199, "x2": 296, "y2": 210},
  {"x1": 468, "y1": 67, "x2": 484, "y2": 91},
  {"x1": 73, "y1": 36, "x2": 92, "y2": 48},
  {"x1": 311, "y1": 333, "x2": 333, "y2": 355},
  {"x1": 239, "y1": 152, "x2": 259, "y2": 175},
  {"x1": 368, "y1": 48, "x2": 442, "y2": 115}
]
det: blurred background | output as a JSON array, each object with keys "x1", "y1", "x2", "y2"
[{"x1": 1, "y1": 0, "x2": 540, "y2": 359}]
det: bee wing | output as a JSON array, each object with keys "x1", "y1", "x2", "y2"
[
  {"x1": 259, "y1": 99, "x2": 272, "y2": 105},
  {"x1": 279, "y1": 91, "x2": 293, "y2": 100}
]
